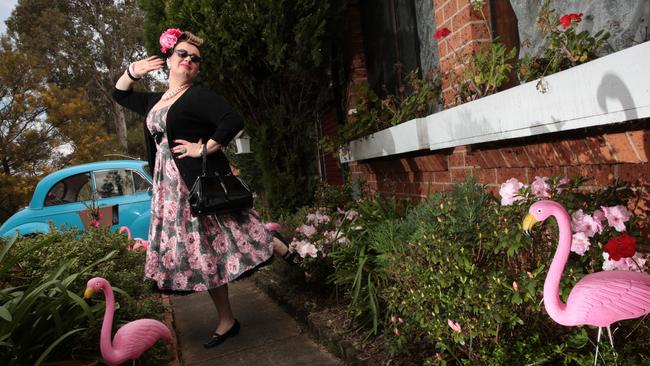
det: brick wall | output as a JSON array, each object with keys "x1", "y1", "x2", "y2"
[
  {"x1": 348, "y1": 121, "x2": 650, "y2": 199},
  {"x1": 333, "y1": 1, "x2": 649, "y2": 234}
]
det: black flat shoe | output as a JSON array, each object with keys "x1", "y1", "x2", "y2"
[{"x1": 203, "y1": 319, "x2": 240, "y2": 348}]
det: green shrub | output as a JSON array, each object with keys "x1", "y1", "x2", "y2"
[
  {"x1": 1, "y1": 228, "x2": 170, "y2": 365},
  {"x1": 381, "y1": 177, "x2": 650, "y2": 364}
]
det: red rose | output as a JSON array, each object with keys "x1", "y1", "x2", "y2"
[
  {"x1": 604, "y1": 232, "x2": 637, "y2": 261},
  {"x1": 559, "y1": 13, "x2": 583, "y2": 29},
  {"x1": 433, "y1": 27, "x2": 451, "y2": 40}
]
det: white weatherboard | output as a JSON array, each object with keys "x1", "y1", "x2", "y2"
[{"x1": 340, "y1": 41, "x2": 650, "y2": 163}]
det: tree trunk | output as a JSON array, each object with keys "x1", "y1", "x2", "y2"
[{"x1": 112, "y1": 101, "x2": 128, "y2": 151}]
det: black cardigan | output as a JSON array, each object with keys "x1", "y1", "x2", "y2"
[{"x1": 112, "y1": 85, "x2": 244, "y2": 189}]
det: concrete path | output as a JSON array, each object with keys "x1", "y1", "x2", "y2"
[{"x1": 170, "y1": 279, "x2": 341, "y2": 365}]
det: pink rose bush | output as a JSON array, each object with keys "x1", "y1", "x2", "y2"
[
  {"x1": 499, "y1": 175, "x2": 645, "y2": 272},
  {"x1": 284, "y1": 207, "x2": 359, "y2": 281}
]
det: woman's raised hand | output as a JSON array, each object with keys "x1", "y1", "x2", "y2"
[{"x1": 131, "y1": 56, "x2": 165, "y2": 77}]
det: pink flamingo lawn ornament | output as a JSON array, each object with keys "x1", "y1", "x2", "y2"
[
  {"x1": 84, "y1": 277, "x2": 172, "y2": 366},
  {"x1": 522, "y1": 200, "x2": 650, "y2": 364},
  {"x1": 118, "y1": 226, "x2": 149, "y2": 252}
]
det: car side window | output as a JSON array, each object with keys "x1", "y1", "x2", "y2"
[
  {"x1": 44, "y1": 173, "x2": 92, "y2": 206},
  {"x1": 94, "y1": 169, "x2": 135, "y2": 199},
  {"x1": 133, "y1": 171, "x2": 152, "y2": 193}
]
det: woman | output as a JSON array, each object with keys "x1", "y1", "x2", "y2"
[{"x1": 112, "y1": 28, "x2": 294, "y2": 348}]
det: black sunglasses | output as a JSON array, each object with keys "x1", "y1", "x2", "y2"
[{"x1": 174, "y1": 49, "x2": 202, "y2": 63}]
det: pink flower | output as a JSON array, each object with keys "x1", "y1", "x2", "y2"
[
  {"x1": 390, "y1": 316, "x2": 397, "y2": 324},
  {"x1": 531, "y1": 176, "x2": 551, "y2": 198},
  {"x1": 556, "y1": 178, "x2": 570, "y2": 194},
  {"x1": 570, "y1": 232, "x2": 591, "y2": 256},
  {"x1": 602, "y1": 251, "x2": 647, "y2": 272},
  {"x1": 499, "y1": 178, "x2": 524, "y2": 206},
  {"x1": 159, "y1": 28, "x2": 184, "y2": 53},
  {"x1": 91, "y1": 219, "x2": 100, "y2": 228},
  {"x1": 295, "y1": 240, "x2": 318, "y2": 258},
  {"x1": 398, "y1": 317, "x2": 404, "y2": 324},
  {"x1": 393, "y1": 327, "x2": 400, "y2": 336},
  {"x1": 601, "y1": 205, "x2": 631, "y2": 232},
  {"x1": 526, "y1": 271, "x2": 533, "y2": 278},
  {"x1": 345, "y1": 210, "x2": 360, "y2": 221},
  {"x1": 593, "y1": 209, "x2": 606, "y2": 223},
  {"x1": 571, "y1": 210, "x2": 602, "y2": 237},
  {"x1": 447, "y1": 319, "x2": 462, "y2": 333},
  {"x1": 299, "y1": 224, "x2": 317, "y2": 238},
  {"x1": 513, "y1": 281, "x2": 519, "y2": 291}
]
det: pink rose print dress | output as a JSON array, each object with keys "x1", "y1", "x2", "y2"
[{"x1": 144, "y1": 105, "x2": 274, "y2": 291}]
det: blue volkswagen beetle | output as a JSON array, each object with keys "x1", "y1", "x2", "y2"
[{"x1": 0, "y1": 160, "x2": 152, "y2": 239}]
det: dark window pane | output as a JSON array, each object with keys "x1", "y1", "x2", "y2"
[
  {"x1": 44, "y1": 173, "x2": 92, "y2": 206},
  {"x1": 132, "y1": 170, "x2": 151, "y2": 193}
]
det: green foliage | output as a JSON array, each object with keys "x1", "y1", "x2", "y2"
[
  {"x1": 140, "y1": 0, "x2": 346, "y2": 216},
  {"x1": 327, "y1": 197, "x2": 412, "y2": 335},
  {"x1": 517, "y1": 0, "x2": 610, "y2": 83},
  {"x1": 457, "y1": 39, "x2": 517, "y2": 103},
  {"x1": 321, "y1": 70, "x2": 440, "y2": 155},
  {"x1": 1, "y1": 228, "x2": 170, "y2": 364}
]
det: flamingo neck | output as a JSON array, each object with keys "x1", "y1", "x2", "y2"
[
  {"x1": 543, "y1": 207, "x2": 571, "y2": 323},
  {"x1": 99, "y1": 282, "x2": 120, "y2": 363}
]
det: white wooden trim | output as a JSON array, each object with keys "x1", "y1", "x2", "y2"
[{"x1": 340, "y1": 41, "x2": 650, "y2": 163}]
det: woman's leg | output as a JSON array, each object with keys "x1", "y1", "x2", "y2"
[
  {"x1": 272, "y1": 236, "x2": 289, "y2": 257},
  {"x1": 208, "y1": 284, "x2": 236, "y2": 334}
]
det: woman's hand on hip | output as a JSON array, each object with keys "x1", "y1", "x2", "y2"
[
  {"x1": 173, "y1": 139, "x2": 204, "y2": 158},
  {"x1": 132, "y1": 56, "x2": 164, "y2": 76}
]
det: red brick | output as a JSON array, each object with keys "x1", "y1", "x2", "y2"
[
  {"x1": 474, "y1": 150, "x2": 491, "y2": 168},
  {"x1": 422, "y1": 171, "x2": 435, "y2": 181},
  {"x1": 618, "y1": 163, "x2": 650, "y2": 185},
  {"x1": 626, "y1": 130, "x2": 649, "y2": 162},
  {"x1": 419, "y1": 182, "x2": 434, "y2": 196},
  {"x1": 585, "y1": 135, "x2": 616, "y2": 163},
  {"x1": 448, "y1": 152, "x2": 465, "y2": 167},
  {"x1": 434, "y1": 171, "x2": 452, "y2": 183},
  {"x1": 605, "y1": 132, "x2": 640, "y2": 163},
  {"x1": 435, "y1": 7, "x2": 445, "y2": 26},
  {"x1": 523, "y1": 144, "x2": 546, "y2": 168},
  {"x1": 465, "y1": 151, "x2": 480, "y2": 167},
  {"x1": 565, "y1": 165, "x2": 616, "y2": 186},
  {"x1": 500, "y1": 146, "x2": 530, "y2": 168},
  {"x1": 539, "y1": 143, "x2": 563, "y2": 166},
  {"x1": 458, "y1": 21, "x2": 491, "y2": 42},
  {"x1": 565, "y1": 139, "x2": 595, "y2": 165},
  {"x1": 451, "y1": 168, "x2": 472, "y2": 182},
  {"x1": 482, "y1": 149, "x2": 507, "y2": 168},
  {"x1": 442, "y1": 0, "x2": 459, "y2": 23},
  {"x1": 531, "y1": 167, "x2": 566, "y2": 180},
  {"x1": 478, "y1": 168, "x2": 497, "y2": 185},
  {"x1": 496, "y1": 167, "x2": 528, "y2": 184},
  {"x1": 552, "y1": 141, "x2": 577, "y2": 165}
]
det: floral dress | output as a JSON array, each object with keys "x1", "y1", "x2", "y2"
[{"x1": 144, "y1": 105, "x2": 274, "y2": 291}]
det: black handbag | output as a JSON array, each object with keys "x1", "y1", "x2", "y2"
[{"x1": 188, "y1": 145, "x2": 253, "y2": 216}]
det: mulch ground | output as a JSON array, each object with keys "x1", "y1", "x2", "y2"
[{"x1": 250, "y1": 260, "x2": 395, "y2": 365}]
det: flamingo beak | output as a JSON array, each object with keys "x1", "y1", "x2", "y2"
[
  {"x1": 84, "y1": 287, "x2": 96, "y2": 299},
  {"x1": 522, "y1": 213, "x2": 538, "y2": 236}
]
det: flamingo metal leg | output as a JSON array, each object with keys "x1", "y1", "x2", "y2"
[
  {"x1": 606, "y1": 325, "x2": 618, "y2": 364},
  {"x1": 594, "y1": 327, "x2": 602, "y2": 366}
]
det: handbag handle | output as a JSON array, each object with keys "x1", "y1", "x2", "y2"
[{"x1": 200, "y1": 143, "x2": 208, "y2": 177}]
